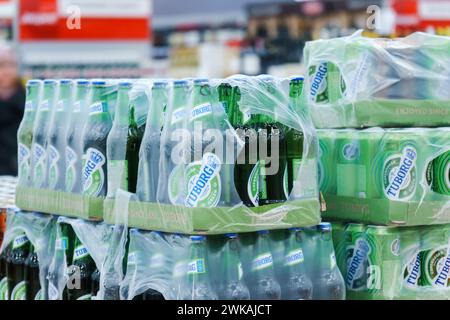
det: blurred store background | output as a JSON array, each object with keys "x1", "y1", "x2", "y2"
[{"x1": 0, "y1": 0, "x2": 449, "y2": 80}]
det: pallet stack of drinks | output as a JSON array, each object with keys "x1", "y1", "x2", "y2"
[
  {"x1": 0, "y1": 75, "x2": 345, "y2": 300},
  {"x1": 305, "y1": 32, "x2": 450, "y2": 299}
]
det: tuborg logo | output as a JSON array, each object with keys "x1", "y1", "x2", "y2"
[
  {"x1": 310, "y1": 62, "x2": 328, "y2": 100},
  {"x1": 185, "y1": 153, "x2": 221, "y2": 207},
  {"x1": 405, "y1": 253, "x2": 421, "y2": 287},
  {"x1": 346, "y1": 238, "x2": 370, "y2": 287},
  {"x1": 252, "y1": 252, "x2": 273, "y2": 271},
  {"x1": 187, "y1": 259, "x2": 206, "y2": 274},
  {"x1": 385, "y1": 146, "x2": 417, "y2": 200},
  {"x1": 434, "y1": 248, "x2": 450, "y2": 287}
]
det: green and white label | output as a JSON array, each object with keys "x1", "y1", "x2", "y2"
[
  {"x1": 346, "y1": 238, "x2": 370, "y2": 291},
  {"x1": 284, "y1": 249, "x2": 304, "y2": 266},
  {"x1": 48, "y1": 145, "x2": 60, "y2": 189},
  {"x1": 403, "y1": 252, "x2": 421, "y2": 288},
  {"x1": 89, "y1": 102, "x2": 105, "y2": 115},
  {"x1": 65, "y1": 146, "x2": 77, "y2": 192},
  {"x1": 422, "y1": 245, "x2": 450, "y2": 288},
  {"x1": 184, "y1": 153, "x2": 221, "y2": 208},
  {"x1": 40, "y1": 100, "x2": 49, "y2": 111},
  {"x1": 18, "y1": 143, "x2": 31, "y2": 184},
  {"x1": 0, "y1": 277, "x2": 8, "y2": 300},
  {"x1": 252, "y1": 252, "x2": 273, "y2": 271},
  {"x1": 247, "y1": 162, "x2": 260, "y2": 207},
  {"x1": 11, "y1": 281, "x2": 26, "y2": 300},
  {"x1": 73, "y1": 244, "x2": 89, "y2": 261},
  {"x1": 82, "y1": 147, "x2": 106, "y2": 197},
  {"x1": 309, "y1": 63, "x2": 328, "y2": 103},
  {"x1": 190, "y1": 103, "x2": 212, "y2": 121},
  {"x1": 32, "y1": 143, "x2": 47, "y2": 188},
  {"x1": 187, "y1": 259, "x2": 206, "y2": 274},
  {"x1": 384, "y1": 146, "x2": 417, "y2": 200},
  {"x1": 13, "y1": 234, "x2": 30, "y2": 249},
  {"x1": 171, "y1": 108, "x2": 186, "y2": 125}
]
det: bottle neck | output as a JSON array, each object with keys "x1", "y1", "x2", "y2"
[
  {"x1": 223, "y1": 238, "x2": 242, "y2": 281},
  {"x1": 289, "y1": 81, "x2": 304, "y2": 114},
  {"x1": 149, "y1": 88, "x2": 166, "y2": 128},
  {"x1": 188, "y1": 242, "x2": 209, "y2": 282},
  {"x1": 317, "y1": 231, "x2": 336, "y2": 271},
  {"x1": 115, "y1": 87, "x2": 131, "y2": 127}
]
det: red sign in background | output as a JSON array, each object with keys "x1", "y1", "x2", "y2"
[
  {"x1": 392, "y1": 0, "x2": 450, "y2": 32},
  {"x1": 19, "y1": 0, "x2": 151, "y2": 42}
]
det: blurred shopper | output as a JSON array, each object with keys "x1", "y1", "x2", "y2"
[{"x1": 0, "y1": 43, "x2": 25, "y2": 176}]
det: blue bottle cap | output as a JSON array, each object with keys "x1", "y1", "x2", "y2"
[
  {"x1": 257, "y1": 230, "x2": 270, "y2": 235},
  {"x1": 290, "y1": 75, "x2": 305, "y2": 81},
  {"x1": 27, "y1": 79, "x2": 41, "y2": 86},
  {"x1": 76, "y1": 79, "x2": 90, "y2": 85},
  {"x1": 318, "y1": 222, "x2": 332, "y2": 231},
  {"x1": 194, "y1": 78, "x2": 208, "y2": 84},
  {"x1": 44, "y1": 79, "x2": 57, "y2": 85},
  {"x1": 118, "y1": 80, "x2": 133, "y2": 87},
  {"x1": 173, "y1": 80, "x2": 188, "y2": 86},
  {"x1": 225, "y1": 233, "x2": 238, "y2": 239},
  {"x1": 190, "y1": 235, "x2": 206, "y2": 241},
  {"x1": 59, "y1": 79, "x2": 73, "y2": 84},
  {"x1": 92, "y1": 80, "x2": 107, "y2": 86},
  {"x1": 153, "y1": 80, "x2": 168, "y2": 87}
]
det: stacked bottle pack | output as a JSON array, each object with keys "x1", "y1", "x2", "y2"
[
  {"x1": 306, "y1": 33, "x2": 450, "y2": 299},
  {"x1": 15, "y1": 76, "x2": 320, "y2": 232},
  {"x1": 0, "y1": 209, "x2": 345, "y2": 300},
  {"x1": 332, "y1": 222, "x2": 450, "y2": 300}
]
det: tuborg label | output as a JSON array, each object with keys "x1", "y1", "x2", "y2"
[
  {"x1": 89, "y1": 102, "x2": 105, "y2": 115},
  {"x1": 252, "y1": 252, "x2": 273, "y2": 271},
  {"x1": 65, "y1": 146, "x2": 77, "y2": 192},
  {"x1": 150, "y1": 253, "x2": 165, "y2": 269},
  {"x1": 187, "y1": 259, "x2": 206, "y2": 274},
  {"x1": 346, "y1": 238, "x2": 370, "y2": 290},
  {"x1": 48, "y1": 145, "x2": 60, "y2": 189},
  {"x1": 284, "y1": 249, "x2": 304, "y2": 267},
  {"x1": 403, "y1": 252, "x2": 421, "y2": 288},
  {"x1": 171, "y1": 108, "x2": 186, "y2": 125},
  {"x1": 82, "y1": 148, "x2": 106, "y2": 197},
  {"x1": 185, "y1": 153, "x2": 221, "y2": 208},
  {"x1": 73, "y1": 245, "x2": 90, "y2": 261},
  {"x1": 73, "y1": 101, "x2": 81, "y2": 112},
  {"x1": 11, "y1": 281, "x2": 26, "y2": 300},
  {"x1": 18, "y1": 143, "x2": 31, "y2": 184},
  {"x1": 384, "y1": 146, "x2": 417, "y2": 200},
  {"x1": 13, "y1": 234, "x2": 30, "y2": 249},
  {"x1": 40, "y1": 100, "x2": 49, "y2": 111},
  {"x1": 190, "y1": 103, "x2": 212, "y2": 121},
  {"x1": 247, "y1": 162, "x2": 260, "y2": 207},
  {"x1": 0, "y1": 277, "x2": 8, "y2": 300},
  {"x1": 309, "y1": 62, "x2": 328, "y2": 103},
  {"x1": 422, "y1": 244, "x2": 450, "y2": 288},
  {"x1": 32, "y1": 143, "x2": 47, "y2": 188}
]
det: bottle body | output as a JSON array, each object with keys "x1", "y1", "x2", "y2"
[{"x1": 6, "y1": 233, "x2": 31, "y2": 300}]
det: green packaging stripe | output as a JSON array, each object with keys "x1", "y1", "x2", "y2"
[
  {"x1": 15, "y1": 186, "x2": 103, "y2": 220},
  {"x1": 432, "y1": 151, "x2": 449, "y2": 195},
  {"x1": 103, "y1": 198, "x2": 321, "y2": 235}
]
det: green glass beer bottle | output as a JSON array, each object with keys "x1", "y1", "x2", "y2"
[
  {"x1": 185, "y1": 235, "x2": 217, "y2": 300},
  {"x1": 282, "y1": 228, "x2": 312, "y2": 300},
  {"x1": 258, "y1": 76, "x2": 287, "y2": 205},
  {"x1": 18, "y1": 80, "x2": 41, "y2": 187},
  {"x1": 233, "y1": 82, "x2": 261, "y2": 207},
  {"x1": 32, "y1": 80, "x2": 58, "y2": 189},
  {"x1": 106, "y1": 81, "x2": 143, "y2": 196},
  {"x1": 138, "y1": 81, "x2": 168, "y2": 202},
  {"x1": 286, "y1": 77, "x2": 305, "y2": 198},
  {"x1": 24, "y1": 244, "x2": 41, "y2": 300},
  {"x1": 6, "y1": 232, "x2": 31, "y2": 300},
  {"x1": 250, "y1": 230, "x2": 281, "y2": 300},
  {"x1": 81, "y1": 81, "x2": 113, "y2": 197},
  {"x1": 159, "y1": 80, "x2": 190, "y2": 205},
  {"x1": 184, "y1": 79, "x2": 224, "y2": 208},
  {"x1": 61, "y1": 223, "x2": 75, "y2": 300},
  {"x1": 219, "y1": 233, "x2": 250, "y2": 300},
  {"x1": 67, "y1": 235, "x2": 96, "y2": 300},
  {"x1": 0, "y1": 244, "x2": 11, "y2": 300},
  {"x1": 48, "y1": 79, "x2": 74, "y2": 191},
  {"x1": 66, "y1": 80, "x2": 91, "y2": 194}
]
